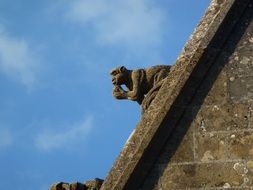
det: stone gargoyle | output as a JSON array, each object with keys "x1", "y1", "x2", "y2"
[
  {"x1": 50, "y1": 178, "x2": 103, "y2": 190},
  {"x1": 110, "y1": 65, "x2": 171, "y2": 111}
]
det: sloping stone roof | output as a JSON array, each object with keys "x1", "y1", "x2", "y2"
[{"x1": 100, "y1": 0, "x2": 253, "y2": 189}]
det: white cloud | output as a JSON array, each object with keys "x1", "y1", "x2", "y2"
[
  {"x1": 65, "y1": 0, "x2": 166, "y2": 50},
  {"x1": 35, "y1": 116, "x2": 94, "y2": 151},
  {"x1": 0, "y1": 24, "x2": 41, "y2": 90},
  {"x1": 0, "y1": 127, "x2": 13, "y2": 148}
]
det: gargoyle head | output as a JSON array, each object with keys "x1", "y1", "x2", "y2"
[{"x1": 110, "y1": 66, "x2": 128, "y2": 86}]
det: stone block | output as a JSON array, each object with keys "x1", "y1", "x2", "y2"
[
  {"x1": 227, "y1": 21, "x2": 253, "y2": 78},
  {"x1": 195, "y1": 103, "x2": 250, "y2": 132},
  {"x1": 195, "y1": 132, "x2": 227, "y2": 161},
  {"x1": 228, "y1": 75, "x2": 253, "y2": 103},
  {"x1": 227, "y1": 131, "x2": 253, "y2": 159},
  {"x1": 159, "y1": 162, "x2": 251, "y2": 189},
  {"x1": 228, "y1": 54, "x2": 253, "y2": 78}
]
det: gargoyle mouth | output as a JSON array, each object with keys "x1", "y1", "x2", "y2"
[{"x1": 112, "y1": 78, "x2": 117, "y2": 85}]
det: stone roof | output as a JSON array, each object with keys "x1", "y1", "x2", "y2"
[{"x1": 100, "y1": 0, "x2": 253, "y2": 189}]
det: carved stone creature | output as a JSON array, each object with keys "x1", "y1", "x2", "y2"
[
  {"x1": 50, "y1": 178, "x2": 103, "y2": 190},
  {"x1": 110, "y1": 65, "x2": 171, "y2": 111}
]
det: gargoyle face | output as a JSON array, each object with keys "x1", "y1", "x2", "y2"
[
  {"x1": 110, "y1": 66, "x2": 128, "y2": 87},
  {"x1": 111, "y1": 72, "x2": 125, "y2": 85}
]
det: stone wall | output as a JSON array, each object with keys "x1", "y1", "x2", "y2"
[{"x1": 140, "y1": 2, "x2": 253, "y2": 189}]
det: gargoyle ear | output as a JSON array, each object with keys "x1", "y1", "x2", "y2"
[{"x1": 120, "y1": 66, "x2": 127, "y2": 72}]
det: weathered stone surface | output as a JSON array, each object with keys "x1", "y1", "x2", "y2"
[
  {"x1": 50, "y1": 178, "x2": 103, "y2": 190},
  {"x1": 100, "y1": 0, "x2": 253, "y2": 190},
  {"x1": 227, "y1": 131, "x2": 253, "y2": 159},
  {"x1": 140, "y1": 0, "x2": 253, "y2": 189},
  {"x1": 85, "y1": 178, "x2": 104, "y2": 190},
  {"x1": 227, "y1": 10, "x2": 253, "y2": 104},
  {"x1": 229, "y1": 75, "x2": 253, "y2": 103},
  {"x1": 195, "y1": 103, "x2": 250, "y2": 132},
  {"x1": 50, "y1": 182, "x2": 86, "y2": 190},
  {"x1": 195, "y1": 132, "x2": 227, "y2": 161},
  {"x1": 159, "y1": 162, "x2": 251, "y2": 189},
  {"x1": 250, "y1": 106, "x2": 253, "y2": 128}
]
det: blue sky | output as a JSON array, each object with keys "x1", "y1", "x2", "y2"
[{"x1": 0, "y1": 0, "x2": 210, "y2": 189}]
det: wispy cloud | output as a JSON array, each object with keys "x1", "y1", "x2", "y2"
[
  {"x1": 0, "y1": 127, "x2": 13, "y2": 148},
  {"x1": 65, "y1": 0, "x2": 167, "y2": 50},
  {"x1": 0, "y1": 24, "x2": 41, "y2": 90},
  {"x1": 35, "y1": 116, "x2": 94, "y2": 151}
]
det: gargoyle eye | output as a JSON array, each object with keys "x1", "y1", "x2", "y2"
[{"x1": 110, "y1": 70, "x2": 117, "y2": 75}]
